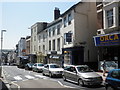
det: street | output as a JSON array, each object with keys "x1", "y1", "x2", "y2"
[{"x1": 2, "y1": 66, "x2": 105, "y2": 90}]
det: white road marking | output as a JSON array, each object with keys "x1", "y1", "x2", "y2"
[
  {"x1": 34, "y1": 75, "x2": 46, "y2": 78},
  {"x1": 14, "y1": 76, "x2": 23, "y2": 81},
  {"x1": 25, "y1": 75, "x2": 35, "y2": 79}
]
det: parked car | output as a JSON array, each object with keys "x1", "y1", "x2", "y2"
[
  {"x1": 105, "y1": 69, "x2": 120, "y2": 90},
  {"x1": 25, "y1": 63, "x2": 34, "y2": 70},
  {"x1": 42, "y1": 64, "x2": 64, "y2": 77},
  {"x1": 32, "y1": 63, "x2": 44, "y2": 72},
  {"x1": 63, "y1": 65, "x2": 103, "y2": 86}
]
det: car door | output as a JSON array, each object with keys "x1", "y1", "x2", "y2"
[
  {"x1": 43, "y1": 65, "x2": 49, "y2": 75},
  {"x1": 69, "y1": 67, "x2": 78, "y2": 82},
  {"x1": 32, "y1": 64, "x2": 37, "y2": 71},
  {"x1": 43, "y1": 64, "x2": 48, "y2": 75}
]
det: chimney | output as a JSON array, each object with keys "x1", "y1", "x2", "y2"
[{"x1": 54, "y1": 7, "x2": 60, "y2": 20}]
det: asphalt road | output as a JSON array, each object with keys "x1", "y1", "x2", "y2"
[{"x1": 2, "y1": 65, "x2": 106, "y2": 90}]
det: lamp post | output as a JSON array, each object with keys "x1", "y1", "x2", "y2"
[{"x1": 0, "y1": 30, "x2": 6, "y2": 77}]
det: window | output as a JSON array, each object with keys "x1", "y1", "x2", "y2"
[
  {"x1": 38, "y1": 35, "x2": 41, "y2": 43},
  {"x1": 64, "y1": 33, "x2": 66, "y2": 45},
  {"x1": 43, "y1": 45, "x2": 45, "y2": 54},
  {"x1": 49, "y1": 29, "x2": 51, "y2": 37},
  {"x1": 118, "y1": 7, "x2": 120, "y2": 26},
  {"x1": 43, "y1": 34, "x2": 45, "y2": 42},
  {"x1": 39, "y1": 46, "x2": 41, "y2": 52},
  {"x1": 53, "y1": 40, "x2": 55, "y2": 50},
  {"x1": 64, "y1": 17, "x2": 67, "y2": 27},
  {"x1": 111, "y1": 70, "x2": 120, "y2": 79},
  {"x1": 57, "y1": 38, "x2": 60, "y2": 51},
  {"x1": 68, "y1": 13, "x2": 72, "y2": 25},
  {"x1": 34, "y1": 36, "x2": 36, "y2": 41},
  {"x1": 57, "y1": 24, "x2": 60, "y2": 35},
  {"x1": 107, "y1": 9, "x2": 113, "y2": 27},
  {"x1": 49, "y1": 40, "x2": 51, "y2": 51},
  {"x1": 52, "y1": 27, "x2": 56, "y2": 36},
  {"x1": 34, "y1": 45, "x2": 36, "y2": 51}
]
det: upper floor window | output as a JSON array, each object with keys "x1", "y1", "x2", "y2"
[
  {"x1": 107, "y1": 9, "x2": 113, "y2": 27},
  {"x1": 57, "y1": 38, "x2": 60, "y2": 51},
  {"x1": 49, "y1": 29, "x2": 51, "y2": 37},
  {"x1": 34, "y1": 36, "x2": 36, "y2": 41},
  {"x1": 64, "y1": 33, "x2": 67, "y2": 45},
  {"x1": 52, "y1": 27, "x2": 56, "y2": 36},
  {"x1": 49, "y1": 40, "x2": 51, "y2": 51},
  {"x1": 43, "y1": 34, "x2": 45, "y2": 42},
  {"x1": 53, "y1": 39, "x2": 55, "y2": 51},
  {"x1": 68, "y1": 13, "x2": 72, "y2": 25},
  {"x1": 57, "y1": 24, "x2": 60, "y2": 35},
  {"x1": 64, "y1": 17, "x2": 67, "y2": 27},
  {"x1": 38, "y1": 35, "x2": 41, "y2": 43},
  {"x1": 43, "y1": 45, "x2": 45, "y2": 54},
  {"x1": 118, "y1": 7, "x2": 120, "y2": 26}
]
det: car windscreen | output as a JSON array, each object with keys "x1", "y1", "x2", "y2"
[
  {"x1": 38, "y1": 64, "x2": 44, "y2": 66},
  {"x1": 50, "y1": 65, "x2": 60, "y2": 68},
  {"x1": 77, "y1": 66, "x2": 93, "y2": 73}
]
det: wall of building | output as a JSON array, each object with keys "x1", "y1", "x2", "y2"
[{"x1": 74, "y1": 2, "x2": 97, "y2": 62}]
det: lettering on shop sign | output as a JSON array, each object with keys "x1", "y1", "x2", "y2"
[
  {"x1": 100, "y1": 34, "x2": 119, "y2": 41},
  {"x1": 94, "y1": 33, "x2": 120, "y2": 46}
]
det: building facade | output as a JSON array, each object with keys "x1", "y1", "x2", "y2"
[
  {"x1": 94, "y1": 1, "x2": 120, "y2": 71},
  {"x1": 26, "y1": 36, "x2": 31, "y2": 55},
  {"x1": 18, "y1": 37, "x2": 26, "y2": 56}
]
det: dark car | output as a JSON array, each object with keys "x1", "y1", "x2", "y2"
[
  {"x1": 105, "y1": 69, "x2": 120, "y2": 90},
  {"x1": 25, "y1": 63, "x2": 34, "y2": 70},
  {"x1": 63, "y1": 65, "x2": 103, "y2": 86}
]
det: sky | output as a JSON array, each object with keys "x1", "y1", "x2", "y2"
[{"x1": 0, "y1": 1, "x2": 79, "y2": 49}]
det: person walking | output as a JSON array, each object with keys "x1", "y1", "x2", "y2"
[{"x1": 102, "y1": 60, "x2": 106, "y2": 76}]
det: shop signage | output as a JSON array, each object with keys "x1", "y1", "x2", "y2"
[
  {"x1": 65, "y1": 33, "x2": 72, "y2": 42},
  {"x1": 94, "y1": 33, "x2": 120, "y2": 46}
]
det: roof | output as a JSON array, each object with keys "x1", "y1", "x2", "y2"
[
  {"x1": 47, "y1": 18, "x2": 62, "y2": 28},
  {"x1": 60, "y1": 1, "x2": 82, "y2": 17}
]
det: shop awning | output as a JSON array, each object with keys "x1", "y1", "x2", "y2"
[{"x1": 93, "y1": 33, "x2": 120, "y2": 46}]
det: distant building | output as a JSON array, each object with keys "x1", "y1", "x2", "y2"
[
  {"x1": 26, "y1": 36, "x2": 31, "y2": 55},
  {"x1": 18, "y1": 37, "x2": 26, "y2": 56}
]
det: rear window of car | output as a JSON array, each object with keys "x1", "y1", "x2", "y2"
[
  {"x1": 50, "y1": 65, "x2": 60, "y2": 68},
  {"x1": 77, "y1": 66, "x2": 93, "y2": 73},
  {"x1": 111, "y1": 70, "x2": 120, "y2": 80},
  {"x1": 38, "y1": 64, "x2": 44, "y2": 66}
]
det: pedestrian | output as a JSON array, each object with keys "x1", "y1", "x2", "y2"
[{"x1": 102, "y1": 60, "x2": 106, "y2": 76}]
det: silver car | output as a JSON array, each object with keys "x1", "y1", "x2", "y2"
[
  {"x1": 63, "y1": 65, "x2": 103, "y2": 86},
  {"x1": 42, "y1": 64, "x2": 64, "y2": 77},
  {"x1": 32, "y1": 63, "x2": 44, "y2": 72}
]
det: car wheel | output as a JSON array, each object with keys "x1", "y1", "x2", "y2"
[
  {"x1": 63, "y1": 75, "x2": 66, "y2": 81},
  {"x1": 49, "y1": 72, "x2": 53, "y2": 78},
  {"x1": 78, "y1": 79, "x2": 84, "y2": 86},
  {"x1": 106, "y1": 86, "x2": 114, "y2": 90},
  {"x1": 42, "y1": 72, "x2": 45, "y2": 76}
]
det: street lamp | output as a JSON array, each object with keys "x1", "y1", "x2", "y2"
[{"x1": 0, "y1": 30, "x2": 6, "y2": 77}]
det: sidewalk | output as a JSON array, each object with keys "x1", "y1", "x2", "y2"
[
  {"x1": 96, "y1": 72, "x2": 108, "y2": 81},
  {"x1": 0, "y1": 78, "x2": 9, "y2": 90}
]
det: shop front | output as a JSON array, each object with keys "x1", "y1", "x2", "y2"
[
  {"x1": 94, "y1": 33, "x2": 120, "y2": 71},
  {"x1": 62, "y1": 46, "x2": 84, "y2": 66}
]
